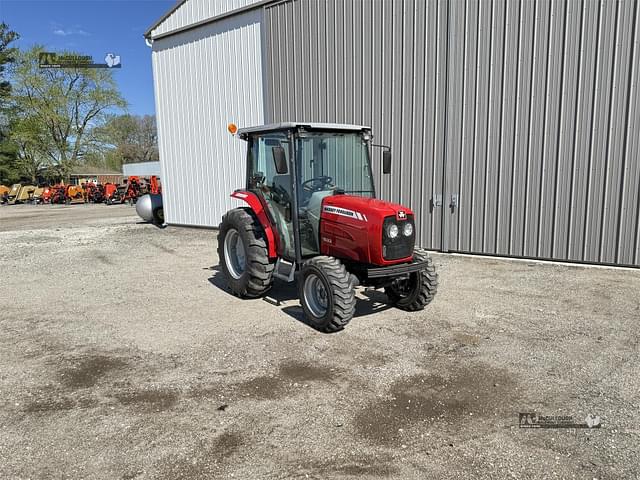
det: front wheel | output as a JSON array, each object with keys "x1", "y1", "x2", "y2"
[
  {"x1": 385, "y1": 249, "x2": 438, "y2": 311},
  {"x1": 298, "y1": 256, "x2": 356, "y2": 333},
  {"x1": 217, "y1": 208, "x2": 275, "y2": 298}
]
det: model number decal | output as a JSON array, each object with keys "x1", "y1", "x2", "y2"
[{"x1": 323, "y1": 205, "x2": 367, "y2": 221}]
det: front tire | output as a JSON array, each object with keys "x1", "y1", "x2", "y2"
[
  {"x1": 298, "y1": 256, "x2": 356, "y2": 333},
  {"x1": 385, "y1": 249, "x2": 438, "y2": 311},
  {"x1": 217, "y1": 208, "x2": 275, "y2": 298}
]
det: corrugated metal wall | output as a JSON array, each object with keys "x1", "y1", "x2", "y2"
[
  {"x1": 151, "y1": 9, "x2": 265, "y2": 227},
  {"x1": 264, "y1": 0, "x2": 640, "y2": 267},
  {"x1": 149, "y1": 0, "x2": 264, "y2": 38}
]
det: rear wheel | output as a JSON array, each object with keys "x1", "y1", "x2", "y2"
[
  {"x1": 298, "y1": 256, "x2": 356, "y2": 333},
  {"x1": 385, "y1": 249, "x2": 438, "y2": 311},
  {"x1": 152, "y1": 207, "x2": 164, "y2": 224},
  {"x1": 217, "y1": 208, "x2": 275, "y2": 298}
]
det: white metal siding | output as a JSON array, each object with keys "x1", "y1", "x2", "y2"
[
  {"x1": 150, "y1": 0, "x2": 264, "y2": 38},
  {"x1": 122, "y1": 161, "x2": 162, "y2": 177},
  {"x1": 152, "y1": 9, "x2": 264, "y2": 227}
]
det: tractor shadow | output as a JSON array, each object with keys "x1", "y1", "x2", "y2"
[
  {"x1": 135, "y1": 220, "x2": 167, "y2": 229},
  {"x1": 206, "y1": 265, "x2": 393, "y2": 333}
]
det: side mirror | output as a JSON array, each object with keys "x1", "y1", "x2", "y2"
[
  {"x1": 272, "y1": 146, "x2": 288, "y2": 174},
  {"x1": 382, "y1": 150, "x2": 392, "y2": 174}
]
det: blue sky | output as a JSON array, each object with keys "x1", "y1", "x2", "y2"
[{"x1": 1, "y1": 0, "x2": 175, "y2": 115}]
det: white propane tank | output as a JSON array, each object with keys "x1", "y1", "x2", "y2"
[{"x1": 136, "y1": 194, "x2": 164, "y2": 224}]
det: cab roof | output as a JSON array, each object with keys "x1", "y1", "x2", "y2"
[{"x1": 237, "y1": 122, "x2": 371, "y2": 138}]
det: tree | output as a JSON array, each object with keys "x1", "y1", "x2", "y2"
[
  {"x1": 10, "y1": 115, "x2": 50, "y2": 182},
  {"x1": 0, "y1": 23, "x2": 20, "y2": 184},
  {"x1": 11, "y1": 46, "x2": 127, "y2": 180},
  {"x1": 93, "y1": 113, "x2": 159, "y2": 170}
]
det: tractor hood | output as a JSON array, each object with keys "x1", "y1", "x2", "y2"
[
  {"x1": 319, "y1": 195, "x2": 415, "y2": 266},
  {"x1": 321, "y1": 195, "x2": 414, "y2": 223}
]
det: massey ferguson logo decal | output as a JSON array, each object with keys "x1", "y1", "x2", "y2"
[
  {"x1": 323, "y1": 205, "x2": 368, "y2": 222},
  {"x1": 398, "y1": 211, "x2": 407, "y2": 219}
]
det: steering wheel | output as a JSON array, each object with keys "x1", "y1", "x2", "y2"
[{"x1": 302, "y1": 176, "x2": 334, "y2": 192}]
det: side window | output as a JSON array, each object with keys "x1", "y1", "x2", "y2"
[
  {"x1": 248, "y1": 134, "x2": 288, "y2": 191},
  {"x1": 247, "y1": 132, "x2": 295, "y2": 259}
]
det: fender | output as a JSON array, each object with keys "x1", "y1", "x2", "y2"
[{"x1": 230, "y1": 190, "x2": 278, "y2": 258}]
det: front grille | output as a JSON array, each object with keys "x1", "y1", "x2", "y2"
[{"x1": 382, "y1": 215, "x2": 415, "y2": 260}]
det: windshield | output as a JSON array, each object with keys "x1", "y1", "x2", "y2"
[{"x1": 295, "y1": 132, "x2": 375, "y2": 198}]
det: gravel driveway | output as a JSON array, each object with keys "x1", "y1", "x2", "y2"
[{"x1": 0, "y1": 204, "x2": 638, "y2": 479}]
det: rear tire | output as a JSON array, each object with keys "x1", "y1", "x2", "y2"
[
  {"x1": 152, "y1": 207, "x2": 164, "y2": 224},
  {"x1": 298, "y1": 256, "x2": 356, "y2": 332},
  {"x1": 217, "y1": 208, "x2": 275, "y2": 298},
  {"x1": 385, "y1": 249, "x2": 438, "y2": 311}
]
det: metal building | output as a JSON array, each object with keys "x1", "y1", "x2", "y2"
[
  {"x1": 122, "y1": 161, "x2": 162, "y2": 178},
  {"x1": 146, "y1": 0, "x2": 640, "y2": 267}
]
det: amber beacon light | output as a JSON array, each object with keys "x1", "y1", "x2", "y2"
[{"x1": 227, "y1": 123, "x2": 238, "y2": 135}]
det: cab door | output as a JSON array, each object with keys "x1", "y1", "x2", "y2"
[{"x1": 246, "y1": 132, "x2": 296, "y2": 260}]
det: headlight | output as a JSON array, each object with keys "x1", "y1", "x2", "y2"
[
  {"x1": 403, "y1": 222, "x2": 413, "y2": 236},
  {"x1": 387, "y1": 223, "x2": 399, "y2": 239}
]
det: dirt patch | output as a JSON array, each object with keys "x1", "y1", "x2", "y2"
[
  {"x1": 452, "y1": 332, "x2": 481, "y2": 346},
  {"x1": 59, "y1": 355, "x2": 128, "y2": 389},
  {"x1": 232, "y1": 374, "x2": 285, "y2": 400},
  {"x1": 354, "y1": 364, "x2": 515, "y2": 444},
  {"x1": 114, "y1": 388, "x2": 179, "y2": 412},
  {"x1": 24, "y1": 397, "x2": 76, "y2": 413},
  {"x1": 154, "y1": 432, "x2": 244, "y2": 479},
  {"x1": 230, "y1": 360, "x2": 335, "y2": 400},
  {"x1": 93, "y1": 251, "x2": 115, "y2": 265},
  {"x1": 278, "y1": 360, "x2": 335, "y2": 383},
  {"x1": 335, "y1": 462, "x2": 396, "y2": 477}
]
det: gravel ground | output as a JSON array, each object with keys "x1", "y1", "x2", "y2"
[{"x1": 0, "y1": 203, "x2": 638, "y2": 479}]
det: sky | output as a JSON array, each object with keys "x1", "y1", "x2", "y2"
[{"x1": 1, "y1": 0, "x2": 175, "y2": 116}]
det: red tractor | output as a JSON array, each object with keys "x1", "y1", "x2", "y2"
[
  {"x1": 103, "y1": 183, "x2": 119, "y2": 204},
  {"x1": 83, "y1": 182, "x2": 106, "y2": 203},
  {"x1": 217, "y1": 123, "x2": 438, "y2": 332},
  {"x1": 144, "y1": 175, "x2": 162, "y2": 195}
]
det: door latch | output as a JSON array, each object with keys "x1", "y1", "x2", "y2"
[
  {"x1": 431, "y1": 195, "x2": 442, "y2": 208},
  {"x1": 450, "y1": 194, "x2": 459, "y2": 208}
]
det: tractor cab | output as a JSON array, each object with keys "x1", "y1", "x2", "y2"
[
  {"x1": 219, "y1": 122, "x2": 438, "y2": 332},
  {"x1": 238, "y1": 123, "x2": 376, "y2": 262}
]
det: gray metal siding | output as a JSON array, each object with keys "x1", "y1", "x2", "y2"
[
  {"x1": 265, "y1": 0, "x2": 449, "y2": 250},
  {"x1": 151, "y1": 9, "x2": 265, "y2": 227},
  {"x1": 264, "y1": 0, "x2": 640, "y2": 266}
]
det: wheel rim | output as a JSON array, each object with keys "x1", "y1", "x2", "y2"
[
  {"x1": 303, "y1": 273, "x2": 329, "y2": 318},
  {"x1": 223, "y1": 228, "x2": 246, "y2": 279},
  {"x1": 390, "y1": 274, "x2": 417, "y2": 298}
]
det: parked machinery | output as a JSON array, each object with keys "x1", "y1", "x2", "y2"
[
  {"x1": 0, "y1": 185, "x2": 9, "y2": 204},
  {"x1": 6, "y1": 184, "x2": 37, "y2": 204},
  {"x1": 123, "y1": 176, "x2": 144, "y2": 204},
  {"x1": 50, "y1": 184, "x2": 85, "y2": 205},
  {"x1": 49, "y1": 184, "x2": 66, "y2": 204},
  {"x1": 217, "y1": 122, "x2": 438, "y2": 332},
  {"x1": 82, "y1": 182, "x2": 106, "y2": 203},
  {"x1": 103, "y1": 183, "x2": 119, "y2": 204},
  {"x1": 145, "y1": 175, "x2": 162, "y2": 195},
  {"x1": 31, "y1": 186, "x2": 45, "y2": 204},
  {"x1": 105, "y1": 176, "x2": 144, "y2": 205},
  {"x1": 39, "y1": 186, "x2": 52, "y2": 204}
]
